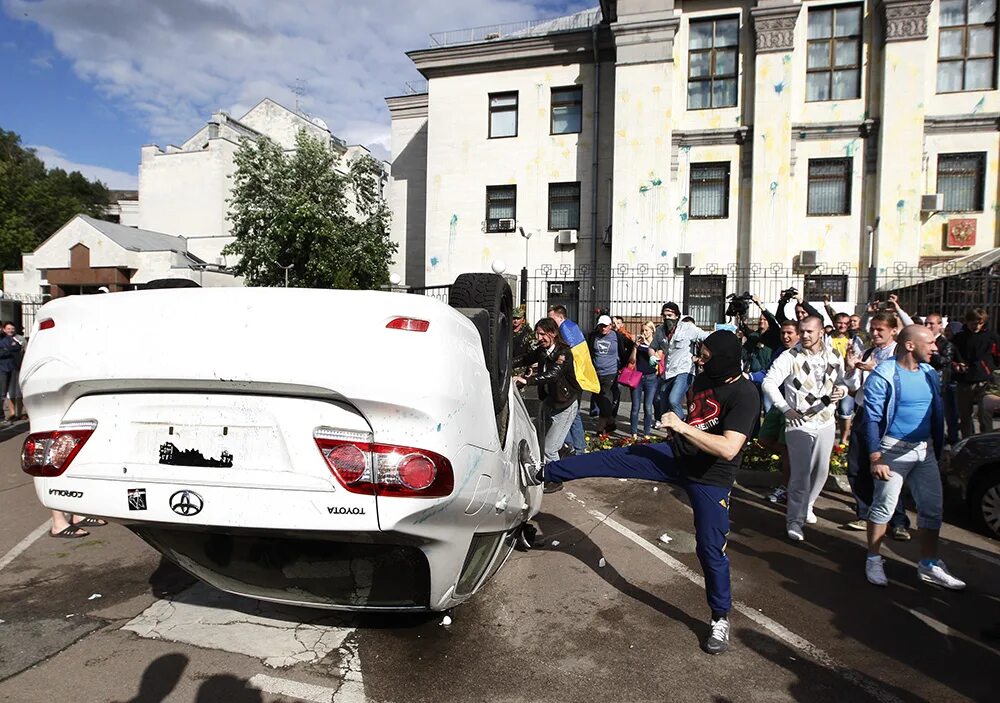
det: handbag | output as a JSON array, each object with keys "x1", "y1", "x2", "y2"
[{"x1": 617, "y1": 366, "x2": 642, "y2": 389}]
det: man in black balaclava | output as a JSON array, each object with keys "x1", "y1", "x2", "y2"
[{"x1": 541, "y1": 331, "x2": 760, "y2": 656}]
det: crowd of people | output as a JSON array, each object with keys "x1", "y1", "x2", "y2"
[{"x1": 511, "y1": 292, "x2": 999, "y2": 656}]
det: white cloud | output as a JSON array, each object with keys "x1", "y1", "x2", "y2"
[
  {"x1": 29, "y1": 145, "x2": 138, "y2": 190},
  {"x1": 4, "y1": 0, "x2": 595, "y2": 161}
]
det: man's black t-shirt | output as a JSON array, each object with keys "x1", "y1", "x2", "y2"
[{"x1": 672, "y1": 375, "x2": 761, "y2": 487}]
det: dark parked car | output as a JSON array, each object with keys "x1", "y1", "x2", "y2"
[{"x1": 945, "y1": 432, "x2": 1000, "y2": 539}]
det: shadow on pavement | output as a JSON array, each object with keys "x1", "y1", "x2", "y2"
[
  {"x1": 727, "y1": 487, "x2": 998, "y2": 702},
  {"x1": 0, "y1": 420, "x2": 28, "y2": 443},
  {"x1": 113, "y1": 653, "x2": 263, "y2": 703},
  {"x1": 533, "y1": 512, "x2": 705, "y2": 643}
]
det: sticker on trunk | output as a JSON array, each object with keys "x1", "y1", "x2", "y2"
[
  {"x1": 159, "y1": 442, "x2": 233, "y2": 468},
  {"x1": 128, "y1": 488, "x2": 147, "y2": 511}
]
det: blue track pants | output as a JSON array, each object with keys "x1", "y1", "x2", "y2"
[{"x1": 545, "y1": 442, "x2": 732, "y2": 618}]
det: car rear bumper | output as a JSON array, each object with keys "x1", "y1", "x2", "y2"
[{"x1": 132, "y1": 524, "x2": 434, "y2": 611}]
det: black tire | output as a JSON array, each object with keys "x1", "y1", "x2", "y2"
[
  {"x1": 969, "y1": 467, "x2": 1000, "y2": 539},
  {"x1": 450, "y1": 274, "x2": 513, "y2": 439}
]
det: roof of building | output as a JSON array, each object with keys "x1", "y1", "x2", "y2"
[
  {"x1": 79, "y1": 215, "x2": 204, "y2": 262},
  {"x1": 109, "y1": 190, "x2": 139, "y2": 202},
  {"x1": 427, "y1": 6, "x2": 601, "y2": 48}
]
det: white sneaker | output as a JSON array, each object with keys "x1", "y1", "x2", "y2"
[
  {"x1": 866, "y1": 555, "x2": 888, "y2": 586},
  {"x1": 918, "y1": 560, "x2": 966, "y2": 590},
  {"x1": 786, "y1": 523, "x2": 805, "y2": 541},
  {"x1": 805, "y1": 511, "x2": 818, "y2": 524}
]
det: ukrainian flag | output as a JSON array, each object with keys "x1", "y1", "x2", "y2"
[{"x1": 559, "y1": 319, "x2": 600, "y2": 393}]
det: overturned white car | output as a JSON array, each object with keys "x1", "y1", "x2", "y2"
[{"x1": 21, "y1": 274, "x2": 542, "y2": 611}]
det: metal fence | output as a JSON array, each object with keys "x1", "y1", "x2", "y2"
[
  {"x1": 407, "y1": 259, "x2": 1000, "y2": 333},
  {"x1": 2, "y1": 295, "x2": 44, "y2": 335}
]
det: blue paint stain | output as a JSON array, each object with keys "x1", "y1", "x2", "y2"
[
  {"x1": 660, "y1": 250, "x2": 668, "y2": 257},
  {"x1": 430, "y1": 256, "x2": 440, "y2": 267},
  {"x1": 450, "y1": 214, "x2": 458, "y2": 226},
  {"x1": 782, "y1": 54, "x2": 791, "y2": 65},
  {"x1": 436, "y1": 423, "x2": 442, "y2": 432},
  {"x1": 679, "y1": 213, "x2": 688, "y2": 223},
  {"x1": 972, "y1": 97, "x2": 985, "y2": 114},
  {"x1": 680, "y1": 145, "x2": 691, "y2": 153},
  {"x1": 896, "y1": 199, "x2": 905, "y2": 210},
  {"x1": 639, "y1": 185, "x2": 650, "y2": 194},
  {"x1": 770, "y1": 181, "x2": 779, "y2": 193},
  {"x1": 844, "y1": 138, "x2": 859, "y2": 157},
  {"x1": 774, "y1": 81, "x2": 785, "y2": 94},
  {"x1": 650, "y1": 177, "x2": 662, "y2": 187}
]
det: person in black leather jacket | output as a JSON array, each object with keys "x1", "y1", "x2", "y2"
[
  {"x1": 514, "y1": 318, "x2": 582, "y2": 491},
  {"x1": 925, "y1": 313, "x2": 958, "y2": 445}
]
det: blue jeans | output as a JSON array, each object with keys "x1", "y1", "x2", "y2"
[
  {"x1": 837, "y1": 393, "x2": 855, "y2": 420},
  {"x1": 868, "y1": 437, "x2": 943, "y2": 531},
  {"x1": 630, "y1": 373, "x2": 659, "y2": 435},
  {"x1": 545, "y1": 442, "x2": 732, "y2": 618},
  {"x1": 656, "y1": 373, "x2": 693, "y2": 419},
  {"x1": 566, "y1": 411, "x2": 586, "y2": 453},
  {"x1": 847, "y1": 421, "x2": 910, "y2": 528},
  {"x1": 943, "y1": 382, "x2": 959, "y2": 445}
]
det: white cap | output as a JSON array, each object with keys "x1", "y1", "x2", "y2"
[{"x1": 597, "y1": 315, "x2": 613, "y2": 327}]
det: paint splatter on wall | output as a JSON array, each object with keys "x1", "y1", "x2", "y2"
[
  {"x1": 430, "y1": 256, "x2": 440, "y2": 267},
  {"x1": 774, "y1": 81, "x2": 785, "y2": 94}
]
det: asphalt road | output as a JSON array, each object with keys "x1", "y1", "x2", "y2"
[{"x1": 1, "y1": 425, "x2": 998, "y2": 703}]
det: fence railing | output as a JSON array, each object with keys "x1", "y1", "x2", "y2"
[
  {"x1": 428, "y1": 10, "x2": 598, "y2": 47},
  {"x1": 406, "y1": 259, "x2": 1000, "y2": 333}
]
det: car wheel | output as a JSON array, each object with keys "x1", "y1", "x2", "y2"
[
  {"x1": 449, "y1": 273, "x2": 513, "y2": 440},
  {"x1": 970, "y1": 467, "x2": 1000, "y2": 539}
]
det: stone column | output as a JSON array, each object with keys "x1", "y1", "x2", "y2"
[
  {"x1": 873, "y1": 0, "x2": 932, "y2": 269},
  {"x1": 748, "y1": 3, "x2": 800, "y2": 267},
  {"x1": 608, "y1": 2, "x2": 680, "y2": 270}
]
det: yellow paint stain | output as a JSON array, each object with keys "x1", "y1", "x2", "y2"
[
  {"x1": 656, "y1": 212, "x2": 666, "y2": 222},
  {"x1": 760, "y1": 62, "x2": 770, "y2": 79},
  {"x1": 630, "y1": 139, "x2": 641, "y2": 148},
  {"x1": 561, "y1": 149, "x2": 571, "y2": 159},
  {"x1": 652, "y1": 85, "x2": 661, "y2": 94},
  {"x1": 655, "y1": 136, "x2": 663, "y2": 145},
  {"x1": 708, "y1": 115, "x2": 721, "y2": 128},
  {"x1": 481, "y1": 248, "x2": 491, "y2": 265},
  {"x1": 538, "y1": 108, "x2": 545, "y2": 117},
  {"x1": 621, "y1": 90, "x2": 631, "y2": 103},
  {"x1": 617, "y1": 129, "x2": 627, "y2": 138},
  {"x1": 551, "y1": 170, "x2": 561, "y2": 179}
]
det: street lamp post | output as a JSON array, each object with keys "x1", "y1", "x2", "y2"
[
  {"x1": 276, "y1": 262, "x2": 294, "y2": 287},
  {"x1": 518, "y1": 226, "x2": 532, "y2": 307}
]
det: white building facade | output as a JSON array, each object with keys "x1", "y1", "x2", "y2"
[{"x1": 387, "y1": 0, "x2": 999, "y2": 324}]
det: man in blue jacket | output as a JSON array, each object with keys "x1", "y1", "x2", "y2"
[{"x1": 862, "y1": 325, "x2": 965, "y2": 590}]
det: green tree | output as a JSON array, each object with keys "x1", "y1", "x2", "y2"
[
  {"x1": 0, "y1": 129, "x2": 111, "y2": 273},
  {"x1": 223, "y1": 129, "x2": 396, "y2": 289}
]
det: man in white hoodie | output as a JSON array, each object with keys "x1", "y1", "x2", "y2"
[{"x1": 763, "y1": 316, "x2": 859, "y2": 541}]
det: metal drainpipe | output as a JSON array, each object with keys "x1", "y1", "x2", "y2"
[{"x1": 590, "y1": 24, "x2": 601, "y2": 309}]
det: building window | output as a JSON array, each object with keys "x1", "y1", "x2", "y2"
[
  {"x1": 687, "y1": 275, "x2": 727, "y2": 325},
  {"x1": 551, "y1": 86, "x2": 583, "y2": 134},
  {"x1": 486, "y1": 185, "x2": 516, "y2": 232},
  {"x1": 687, "y1": 17, "x2": 739, "y2": 110},
  {"x1": 489, "y1": 92, "x2": 518, "y2": 138},
  {"x1": 807, "y1": 158, "x2": 852, "y2": 216},
  {"x1": 806, "y1": 5, "x2": 863, "y2": 101},
  {"x1": 805, "y1": 275, "x2": 848, "y2": 301},
  {"x1": 548, "y1": 182, "x2": 581, "y2": 230},
  {"x1": 938, "y1": 0, "x2": 997, "y2": 92},
  {"x1": 937, "y1": 152, "x2": 986, "y2": 211},
  {"x1": 689, "y1": 162, "x2": 731, "y2": 219}
]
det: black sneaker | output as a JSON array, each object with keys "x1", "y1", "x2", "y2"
[
  {"x1": 558, "y1": 444, "x2": 576, "y2": 458},
  {"x1": 702, "y1": 617, "x2": 730, "y2": 655},
  {"x1": 543, "y1": 481, "x2": 564, "y2": 494}
]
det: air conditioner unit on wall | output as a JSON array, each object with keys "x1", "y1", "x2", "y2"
[
  {"x1": 497, "y1": 218, "x2": 515, "y2": 231},
  {"x1": 921, "y1": 194, "x2": 944, "y2": 212},
  {"x1": 675, "y1": 252, "x2": 693, "y2": 269},
  {"x1": 799, "y1": 250, "x2": 818, "y2": 267},
  {"x1": 557, "y1": 229, "x2": 578, "y2": 245}
]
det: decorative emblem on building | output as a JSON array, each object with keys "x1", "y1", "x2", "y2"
[
  {"x1": 751, "y1": 7, "x2": 799, "y2": 53},
  {"x1": 883, "y1": 0, "x2": 932, "y2": 42},
  {"x1": 946, "y1": 219, "x2": 977, "y2": 249}
]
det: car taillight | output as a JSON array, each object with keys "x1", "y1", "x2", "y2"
[
  {"x1": 314, "y1": 428, "x2": 453, "y2": 498},
  {"x1": 22, "y1": 422, "x2": 97, "y2": 477},
  {"x1": 386, "y1": 317, "x2": 430, "y2": 332},
  {"x1": 38, "y1": 318, "x2": 55, "y2": 331}
]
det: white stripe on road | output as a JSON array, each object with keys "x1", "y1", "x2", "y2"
[
  {"x1": 962, "y1": 548, "x2": 1000, "y2": 568},
  {"x1": 585, "y1": 507, "x2": 904, "y2": 703},
  {"x1": 0, "y1": 521, "x2": 50, "y2": 573},
  {"x1": 249, "y1": 674, "x2": 339, "y2": 702}
]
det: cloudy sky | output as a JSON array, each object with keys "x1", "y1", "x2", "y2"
[{"x1": 0, "y1": 0, "x2": 593, "y2": 189}]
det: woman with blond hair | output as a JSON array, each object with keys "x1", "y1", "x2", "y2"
[{"x1": 628, "y1": 320, "x2": 661, "y2": 437}]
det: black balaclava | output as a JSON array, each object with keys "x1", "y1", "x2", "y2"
[{"x1": 701, "y1": 331, "x2": 743, "y2": 384}]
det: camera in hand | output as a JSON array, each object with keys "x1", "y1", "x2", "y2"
[
  {"x1": 725, "y1": 291, "x2": 753, "y2": 318},
  {"x1": 780, "y1": 287, "x2": 798, "y2": 299}
]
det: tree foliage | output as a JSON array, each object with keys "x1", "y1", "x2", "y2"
[
  {"x1": 223, "y1": 129, "x2": 396, "y2": 289},
  {"x1": 0, "y1": 129, "x2": 111, "y2": 272}
]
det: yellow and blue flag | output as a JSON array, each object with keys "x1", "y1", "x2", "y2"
[{"x1": 559, "y1": 319, "x2": 600, "y2": 393}]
